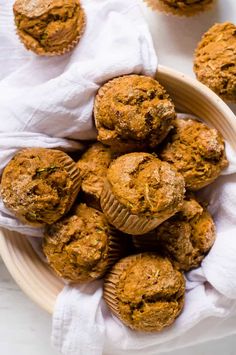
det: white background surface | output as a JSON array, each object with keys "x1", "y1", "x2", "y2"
[{"x1": 0, "y1": 0, "x2": 236, "y2": 354}]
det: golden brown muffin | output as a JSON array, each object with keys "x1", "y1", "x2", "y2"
[
  {"x1": 194, "y1": 22, "x2": 236, "y2": 102},
  {"x1": 133, "y1": 195, "x2": 216, "y2": 271},
  {"x1": 101, "y1": 152, "x2": 185, "y2": 235},
  {"x1": 94, "y1": 75, "x2": 175, "y2": 153},
  {"x1": 13, "y1": 0, "x2": 86, "y2": 56},
  {"x1": 76, "y1": 143, "x2": 116, "y2": 210},
  {"x1": 43, "y1": 204, "x2": 122, "y2": 282},
  {"x1": 145, "y1": 0, "x2": 214, "y2": 16},
  {"x1": 103, "y1": 253, "x2": 185, "y2": 332},
  {"x1": 1, "y1": 148, "x2": 81, "y2": 226},
  {"x1": 159, "y1": 117, "x2": 228, "y2": 190}
]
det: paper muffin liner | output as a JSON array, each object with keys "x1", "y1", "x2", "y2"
[
  {"x1": 94, "y1": 75, "x2": 148, "y2": 153},
  {"x1": 100, "y1": 180, "x2": 170, "y2": 235},
  {"x1": 103, "y1": 253, "x2": 145, "y2": 324},
  {"x1": 15, "y1": 5, "x2": 86, "y2": 56},
  {"x1": 103, "y1": 229, "x2": 124, "y2": 272},
  {"x1": 54, "y1": 151, "x2": 82, "y2": 214},
  {"x1": 145, "y1": 0, "x2": 215, "y2": 17}
]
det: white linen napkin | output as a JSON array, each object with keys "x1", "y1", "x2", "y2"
[{"x1": 0, "y1": 0, "x2": 157, "y2": 236}]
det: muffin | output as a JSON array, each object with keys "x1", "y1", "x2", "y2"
[
  {"x1": 145, "y1": 0, "x2": 214, "y2": 16},
  {"x1": 76, "y1": 143, "x2": 115, "y2": 210},
  {"x1": 104, "y1": 253, "x2": 185, "y2": 332},
  {"x1": 133, "y1": 195, "x2": 216, "y2": 271},
  {"x1": 159, "y1": 117, "x2": 228, "y2": 190},
  {"x1": 13, "y1": 0, "x2": 86, "y2": 56},
  {"x1": 94, "y1": 75, "x2": 176, "y2": 153},
  {"x1": 194, "y1": 22, "x2": 236, "y2": 102},
  {"x1": 43, "y1": 204, "x2": 122, "y2": 282},
  {"x1": 101, "y1": 152, "x2": 185, "y2": 235},
  {"x1": 1, "y1": 148, "x2": 81, "y2": 226}
]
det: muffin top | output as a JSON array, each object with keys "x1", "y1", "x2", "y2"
[
  {"x1": 134, "y1": 195, "x2": 215, "y2": 271},
  {"x1": 76, "y1": 143, "x2": 115, "y2": 209},
  {"x1": 106, "y1": 152, "x2": 185, "y2": 217},
  {"x1": 104, "y1": 253, "x2": 185, "y2": 332},
  {"x1": 14, "y1": 0, "x2": 76, "y2": 17},
  {"x1": 161, "y1": 0, "x2": 212, "y2": 8},
  {"x1": 43, "y1": 204, "x2": 120, "y2": 282},
  {"x1": 150, "y1": 0, "x2": 214, "y2": 16},
  {"x1": 159, "y1": 117, "x2": 228, "y2": 190},
  {"x1": 14, "y1": 0, "x2": 85, "y2": 55},
  {"x1": 194, "y1": 22, "x2": 236, "y2": 102},
  {"x1": 1, "y1": 148, "x2": 80, "y2": 226},
  {"x1": 94, "y1": 75, "x2": 175, "y2": 152}
]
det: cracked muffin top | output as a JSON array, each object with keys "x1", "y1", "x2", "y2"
[
  {"x1": 106, "y1": 152, "x2": 185, "y2": 217},
  {"x1": 103, "y1": 253, "x2": 185, "y2": 332},
  {"x1": 194, "y1": 22, "x2": 236, "y2": 102},
  {"x1": 43, "y1": 204, "x2": 121, "y2": 282},
  {"x1": 159, "y1": 117, "x2": 228, "y2": 190},
  {"x1": 76, "y1": 143, "x2": 116, "y2": 210},
  {"x1": 1, "y1": 148, "x2": 81, "y2": 226},
  {"x1": 133, "y1": 194, "x2": 216, "y2": 271},
  {"x1": 94, "y1": 75, "x2": 176, "y2": 152},
  {"x1": 13, "y1": 0, "x2": 85, "y2": 55}
]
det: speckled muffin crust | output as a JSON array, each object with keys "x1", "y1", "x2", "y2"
[
  {"x1": 159, "y1": 117, "x2": 228, "y2": 190},
  {"x1": 101, "y1": 152, "x2": 185, "y2": 235},
  {"x1": 1, "y1": 148, "x2": 81, "y2": 226},
  {"x1": 133, "y1": 195, "x2": 216, "y2": 271},
  {"x1": 43, "y1": 204, "x2": 122, "y2": 282},
  {"x1": 145, "y1": 0, "x2": 214, "y2": 16},
  {"x1": 103, "y1": 253, "x2": 185, "y2": 332},
  {"x1": 94, "y1": 75, "x2": 176, "y2": 153},
  {"x1": 76, "y1": 143, "x2": 116, "y2": 210},
  {"x1": 194, "y1": 22, "x2": 236, "y2": 102},
  {"x1": 13, "y1": 0, "x2": 85, "y2": 55}
]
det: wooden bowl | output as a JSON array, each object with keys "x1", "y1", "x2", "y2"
[{"x1": 0, "y1": 65, "x2": 235, "y2": 314}]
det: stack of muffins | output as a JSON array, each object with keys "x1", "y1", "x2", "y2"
[{"x1": 0, "y1": 73, "x2": 228, "y2": 332}]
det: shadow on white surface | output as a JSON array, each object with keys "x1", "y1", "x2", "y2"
[{"x1": 141, "y1": 0, "x2": 236, "y2": 81}]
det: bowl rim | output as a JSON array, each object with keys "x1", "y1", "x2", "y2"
[
  {"x1": 0, "y1": 64, "x2": 235, "y2": 314},
  {"x1": 157, "y1": 65, "x2": 236, "y2": 131}
]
